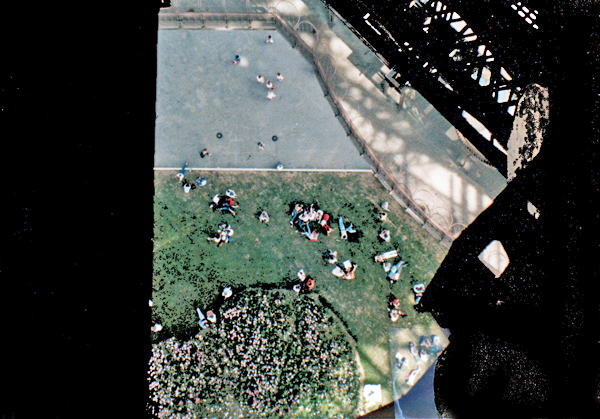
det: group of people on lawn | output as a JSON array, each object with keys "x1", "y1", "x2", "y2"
[
  {"x1": 290, "y1": 201, "x2": 334, "y2": 241},
  {"x1": 163, "y1": 171, "x2": 424, "y2": 334}
]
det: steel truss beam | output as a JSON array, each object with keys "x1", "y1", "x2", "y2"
[{"x1": 322, "y1": 0, "x2": 554, "y2": 176}]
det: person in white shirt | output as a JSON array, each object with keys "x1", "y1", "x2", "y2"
[
  {"x1": 379, "y1": 229, "x2": 391, "y2": 242},
  {"x1": 259, "y1": 211, "x2": 270, "y2": 223},
  {"x1": 276, "y1": 72, "x2": 285, "y2": 81},
  {"x1": 256, "y1": 75, "x2": 264, "y2": 84}
]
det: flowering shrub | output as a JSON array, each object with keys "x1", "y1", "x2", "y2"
[{"x1": 148, "y1": 289, "x2": 359, "y2": 418}]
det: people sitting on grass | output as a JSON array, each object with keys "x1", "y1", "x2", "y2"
[
  {"x1": 183, "y1": 180, "x2": 196, "y2": 194},
  {"x1": 298, "y1": 210, "x2": 311, "y2": 230},
  {"x1": 222, "y1": 287, "x2": 233, "y2": 299},
  {"x1": 259, "y1": 211, "x2": 269, "y2": 223},
  {"x1": 419, "y1": 348, "x2": 429, "y2": 362},
  {"x1": 324, "y1": 249, "x2": 338, "y2": 264},
  {"x1": 420, "y1": 336, "x2": 432, "y2": 348},
  {"x1": 209, "y1": 193, "x2": 239, "y2": 216},
  {"x1": 395, "y1": 352, "x2": 407, "y2": 369},
  {"x1": 207, "y1": 224, "x2": 234, "y2": 247},
  {"x1": 293, "y1": 270, "x2": 316, "y2": 293},
  {"x1": 206, "y1": 310, "x2": 217, "y2": 323},
  {"x1": 374, "y1": 249, "x2": 398, "y2": 262},
  {"x1": 379, "y1": 229, "x2": 391, "y2": 242},
  {"x1": 196, "y1": 176, "x2": 207, "y2": 187},
  {"x1": 320, "y1": 213, "x2": 334, "y2": 235},
  {"x1": 379, "y1": 212, "x2": 388, "y2": 222},
  {"x1": 196, "y1": 308, "x2": 209, "y2": 329},
  {"x1": 413, "y1": 283, "x2": 425, "y2": 304},
  {"x1": 431, "y1": 335, "x2": 443, "y2": 355},
  {"x1": 315, "y1": 209, "x2": 324, "y2": 222},
  {"x1": 338, "y1": 216, "x2": 356, "y2": 240},
  {"x1": 290, "y1": 201, "x2": 338, "y2": 240},
  {"x1": 388, "y1": 260, "x2": 409, "y2": 283},
  {"x1": 342, "y1": 262, "x2": 357, "y2": 280},
  {"x1": 389, "y1": 297, "x2": 407, "y2": 321},
  {"x1": 289, "y1": 203, "x2": 305, "y2": 227},
  {"x1": 409, "y1": 341, "x2": 419, "y2": 362}
]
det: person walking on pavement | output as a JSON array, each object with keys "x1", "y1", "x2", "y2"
[
  {"x1": 266, "y1": 80, "x2": 274, "y2": 90},
  {"x1": 256, "y1": 75, "x2": 264, "y2": 84},
  {"x1": 276, "y1": 72, "x2": 285, "y2": 81},
  {"x1": 232, "y1": 54, "x2": 240, "y2": 65},
  {"x1": 266, "y1": 35, "x2": 274, "y2": 44}
]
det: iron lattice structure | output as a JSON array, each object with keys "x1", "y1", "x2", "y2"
[{"x1": 322, "y1": 0, "x2": 554, "y2": 176}]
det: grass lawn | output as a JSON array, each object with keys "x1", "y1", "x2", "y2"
[{"x1": 152, "y1": 170, "x2": 448, "y2": 411}]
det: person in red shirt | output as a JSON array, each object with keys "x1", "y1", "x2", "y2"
[{"x1": 305, "y1": 277, "x2": 315, "y2": 291}]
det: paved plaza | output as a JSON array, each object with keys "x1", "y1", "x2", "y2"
[
  {"x1": 157, "y1": 0, "x2": 507, "y2": 235},
  {"x1": 156, "y1": 29, "x2": 371, "y2": 171}
]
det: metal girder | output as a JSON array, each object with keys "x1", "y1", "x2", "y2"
[{"x1": 321, "y1": 0, "x2": 555, "y2": 177}]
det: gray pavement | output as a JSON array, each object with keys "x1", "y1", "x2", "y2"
[
  {"x1": 156, "y1": 29, "x2": 371, "y2": 171},
  {"x1": 158, "y1": 0, "x2": 508, "y2": 229}
]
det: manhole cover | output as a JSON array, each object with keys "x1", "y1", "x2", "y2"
[{"x1": 216, "y1": 132, "x2": 223, "y2": 139}]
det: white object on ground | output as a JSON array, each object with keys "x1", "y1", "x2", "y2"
[
  {"x1": 374, "y1": 249, "x2": 398, "y2": 262},
  {"x1": 406, "y1": 367, "x2": 421, "y2": 385},
  {"x1": 363, "y1": 384, "x2": 382, "y2": 403},
  {"x1": 332, "y1": 266, "x2": 345, "y2": 277},
  {"x1": 222, "y1": 287, "x2": 232, "y2": 298}
]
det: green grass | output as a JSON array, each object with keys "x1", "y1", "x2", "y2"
[{"x1": 153, "y1": 170, "x2": 448, "y2": 410}]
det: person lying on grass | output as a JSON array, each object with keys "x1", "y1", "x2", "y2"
[
  {"x1": 374, "y1": 249, "x2": 398, "y2": 262},
  {"x1": 388, "y1": 260, "x2": 409, "y2": 283},
  {"x1": 320, "y1": 213, "x2": 334, "y2": 235},
  {"x1": 209, "y1": 195, "x2": 238, "y2": 216},
  {"x1": 303, "y1": 230, "x2": 319, "y2": 241},
  {"x1": 289, "y1": 203, "x2": 305, "y2": 226}
]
